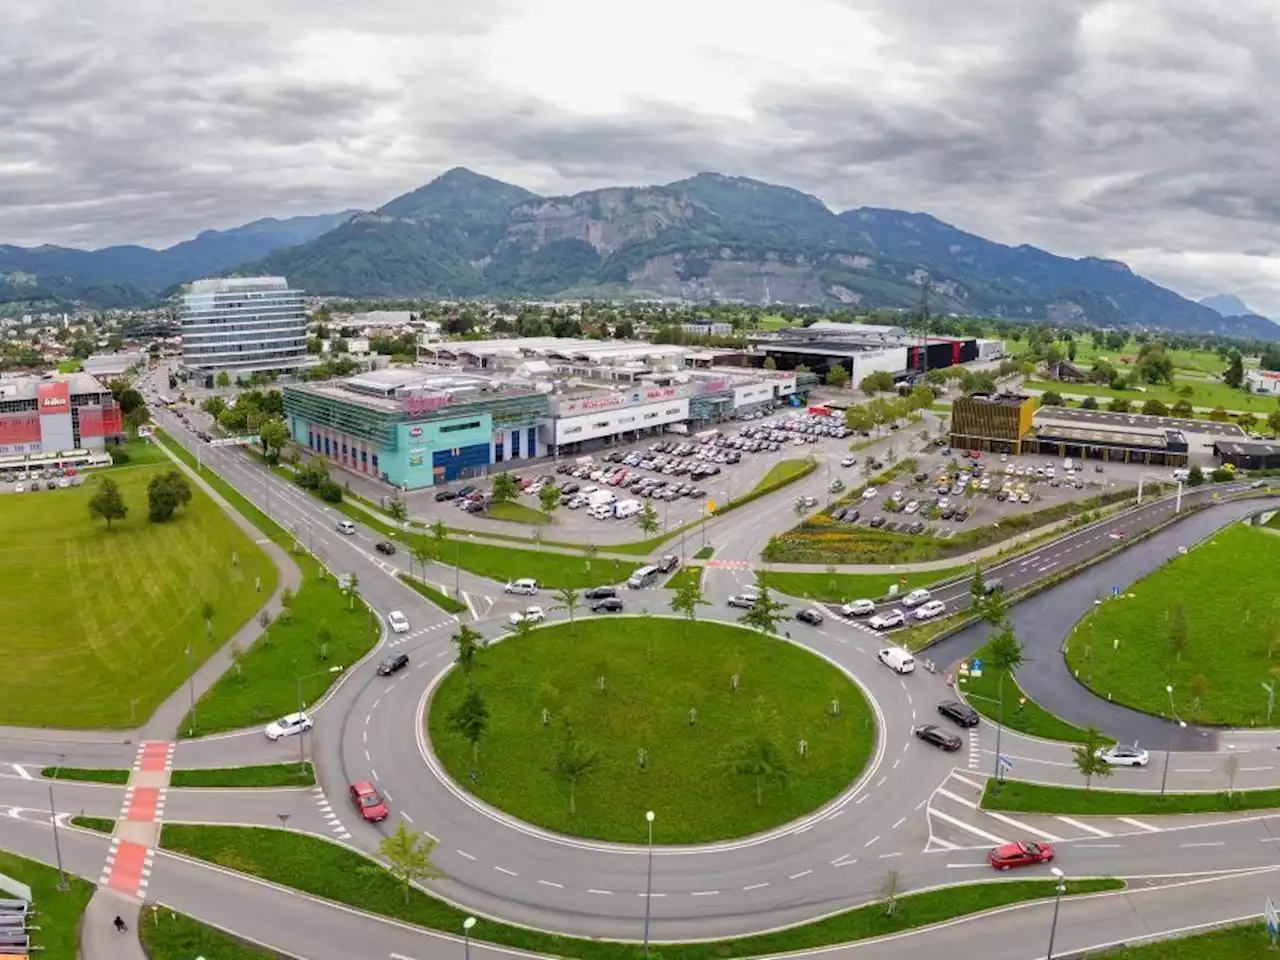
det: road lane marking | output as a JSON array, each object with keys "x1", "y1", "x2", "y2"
[
  {"x1": 691, "y1": 890, "x2": 719, "y2": 897},
  {"x1": 929, "y1": 809, "x2": 1009, "y2": 845},
  {"x1": 892, "y1": 758, "x2": 901, "y2": 770},
  {"x1": 878, "y1": 852, "x2": 901, "y2": 859},
  {"x1": 1175, "y1": 768, "x2": 1210, "y2": 773},
  {"x1": 937, "y1": 787, "x2": 978, "y2": 809},
  {"x1": 930, "y1": 837, "x2": 959, "y2": 850},
  {"x1": 495, "y1": 866, "x2": 518, "y2": 876},
  {"x1": 456, "y1": 850, "x2": 476, "y2": 860},
  {"x1": 1180, "y1": 842, "x2": 1225, "y2": 848},
  {"x1": 1118, "y1": 817, "x2": 1161, "y2": 833},
  {"x1": 981, "y1": 810, "x2": 1064, "y2": 843},
  {"x1": 946, "y1": 863, "x2": 989, "y2": 869},
  {"x1": 538, "y1": 880, "x2": 564, "y2": 888},
  {"x1": 400, "y1": 812, "x2": 414, "y2": 823},
  {"x1": 893, "y1": 817, "x2": 906, "y2": 829},
  {"x1": 1076, "y1": 843, "x2": 1120, "y2": 848},
  {"x1": 1243, "y1": 766, "x2": 1274, "y2": 772},
  {"x1": 864, "y1": 835, "x2": 880, "y2": 848},
  {"x1": 789, "y1": 870, "x2": 813, "y2": 880},
  {"x1": 827, "y1": 810, "x2": 844, "y2": 820},
  {"x1": 951, "y1": 772, "x2": 984, "y2": 790},
  {"x1": 588, "y1": 889, "x2": 613, "y2": 895},
  {"x1": 1056, "y1": 816, "x2": 1113, "y2": 837},
  {"x1": 743, "y1": 882, "x2": 770, "y2": 891},
  {"x1": 10, "y1": 765, "x2": 32, "y2": 780},
  {"x1": 371, "y1": 768, "x2": 379, "y2": 781},
  {"x1": 857, "y1": 795, "x2": 868, "y2": 805}
]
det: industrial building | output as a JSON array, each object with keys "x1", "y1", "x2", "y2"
[
  {"x1": 749, "y1": 323, "x2": 984, "y2": 386},
  {"x1": 284, "y1": 338, "x2": 803, "y2": 489},
  {"x1": 1214, "y1": 439, "x2": 1280, "y2": 470},
  {"x1": 0, "y1": 372, "x2": 124, "y2": 458},
  {"x1": 949, "y1": 393, "x2": 1038, "y2": 454},
  {"x1": 180, "y1": 277, "x2": 315, "y2": 380},
  {"x1": 1245, "y1": 369, "x2": 1280, "y2": 396}
]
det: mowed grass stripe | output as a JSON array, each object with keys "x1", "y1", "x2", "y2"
[{"x1": 0, "y1": 465, "x2": 276, "y2": 728}]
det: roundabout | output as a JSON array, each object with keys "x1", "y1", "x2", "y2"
[{"x1": 425, "y1": 617, "x2": 875, "y2": 844}]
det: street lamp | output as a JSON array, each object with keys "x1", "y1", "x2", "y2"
[
  {"x1": 643, "y1": 810, "x2": 655, "y2": 958},
  {"x1": 295, "y1": 665, "x2": 343, "y2": 765},
  {"x1": 184, "y1": 644, "x2": 197, "y2": 736},
  {"x1": 48, "y1": 753, "x2": 68, "y2": 891},
  {"x1": 1159, "y1": 684, "x2": 1188, "y2": 798},
  {"x1": 463, "y1": 916, "x2": 476, "y2": 960},
  {"x1": 992, "y1": 671, "x2": 1007, "y2": 789},
  {"x1": 1045, "y1": 866, "x2": 1066, "y2": 959}
]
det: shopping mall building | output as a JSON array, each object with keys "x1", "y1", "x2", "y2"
[{"x1": 0, "y1": 373, "x2": 125, "y2": 458}]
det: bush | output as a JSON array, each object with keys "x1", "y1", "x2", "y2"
[
  {"x1": 1187, "y1": 465, "x2": 1205, "y2": 486},
  {"x1": 1141, "y1": 399, "x2": 1169, "y2": 417},
  {"x1": 1040, "y1": 390, "x2": 1063, "y2": 406},
  {"x1": 1108, "y1": 397, "x2": 1131, "y2": 413},
  {"x1": 108, "y1": 447, "x2": 131, "y2": 465},
  {"x1": 1081, "y1": 396, "x2": 1098, "y2": 410},
  {"x1": 319, "y1": 480, "x2": 343, "y2": 503},
  {"x1": 1211, "y1": 468, "x2": 1234, "y2": 482}
]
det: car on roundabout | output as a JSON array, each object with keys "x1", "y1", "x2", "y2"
[
  {"x1": 914, "y1": 724, "x2": 962, "y2": 751},
  {"x1": 1096, "y1": 744, "x2": 1150, "y2": 767},
  {"x1": 509, "y1": 605, "x2": 546, "y2": 626},
  {"x1": 349, "y1": 780, "x2": 389, "y2": 822},
  {"x1": 901, "y1": 588, "x2": 932, "y2": 608},
  {"x1": 842, "y1": 598, "x2": 875, "y2": 617},
  {"x1": 727, "y1": 594, "x2": 756, "y2": 609},
  {"x1": 913, "y1": 599, "x2": 947, "y2": 621},
  {"x1": 264, "y1": 711, "x2": 313, "y2": 741},
  {"x1": 987, "y1": 841, "x2": 1055, "y2": 870},
  {"x1": 376, "y1": 653, "x2": 409, "y2": 676},
  {"x1": 869, "y1": 609, "x2": 905, "y2": 630},
  {"x1": 590, "y1": 597, "x2": 624, "y2": 613},
  {"x1": 375, "y1": 541, "x2": 396, "y2": 555},
  {"x1": 937, "y1": 699, "x2": 980, "y2": 727},
  {"x1": 795, "y1": 608, "x2": 824, "y2": 626},
  {"x1": 387, "y1": 610, "x2": 410, "y2": 634}
]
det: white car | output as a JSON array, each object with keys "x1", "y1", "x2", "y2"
[
  {"x1": 903, "y1": 500, "x2": 920, "y2": 514},
  {"x1": 901, "y1": 588, "x2": 932, "y2": 608},
  {"x1": 509, "y1": 605, "x2": 545, "y2": 626},
  {"x1": 842, "y1": 599, "x2": 876, "y2": 617},
  {"x1": 890, "y1": 491, "x2": 905, "y2": 504},
  {"x1": 1019, "y1": 492, "x2": 1032, "y2": 504},
  {"x1": 869, "y1": 609, "x2": 905, "y2": 630},
  {"x1": 13, "y1": 483, "x2": 23, "y2": 493},
  {"x1": 862, "y1": 486, "x2": 879, "y2": 500},
  {"x1": 841, "y1": 457, "x2": 855, "y2": 467},
  {"x1": 264, "y1": 712, "x2": 314, "y2": 741},
  {"x1": 388, "y1": 610, "x2": 410, "y2": 634},
  {"x1": 914, "y1": 599, "x2": 946, "y2": 621},
  {"x1": 1096, "y1": 745, "x2": 1150, "y2": 767},
  {"x1": 938, "y1": 498, "x2": 951, "y2": 510}
]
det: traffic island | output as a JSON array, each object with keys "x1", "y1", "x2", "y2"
[
  {"x1": 982, "y1": 778, "x2": 1280, "y2": 815},
  {"x1": 426, "y1": 617, "x2": 875, "y2": 843}
]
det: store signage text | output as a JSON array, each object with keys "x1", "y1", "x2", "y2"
[
  {"x1": 42, "y1": 396, "x2": 68, "y2": 408},
  {"x1": 404, "y1": 394, "x2": 452, "y2": 415},
  {"x1": 410, "y1": 426, "x2": 424, "y2": 437}
]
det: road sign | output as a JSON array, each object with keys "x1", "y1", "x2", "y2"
[
  {"x1": 209, "y1": 434, "x2": 261, "y2": 448},
  {"x1": 970, "y1": 657, "x2": 984, "y2": 678},
  {"x1": 997, "y1": 754, "x2": 1013, "y2": 773},
  {"x1": 1111, "y1": 584, "x2": 1121, "y2": 598},
  {"x1": 1266, "y1": 896, "x2": 1278, "y2": 942}
]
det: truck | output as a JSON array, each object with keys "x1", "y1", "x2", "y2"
[{"x1": 586, "y1": 489, "x2": 617, "y2": 509}]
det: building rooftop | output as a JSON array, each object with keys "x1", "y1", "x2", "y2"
[
  {"x1": 1215, "y1": 439, "x2": 1280, "y2": 457},
  {"x1": 1035, "y1": 405, "x2": 1246, "y2": 438},
  {"x1": 0, "y1": 371, "x2": 111, "y2": 401},
  {"x1": 187, "y1": 276, "x2": 292, "y2": 294},
  {"x1": 1033, "y1": 422, "x2": 1185, "y2": 450},
  {"x1": 959, "y1": 392, "x2": 1032, "y2": 407}
]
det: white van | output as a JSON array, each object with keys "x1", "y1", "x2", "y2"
[
  {"x1": 614, "y1": 499, "x2": 641, "y2": 520},
  {"x1": 628, "y1": 565, "x2": 660, "y2": 588},
  {"x1": 1172, "y1": 468, "x2": 1191, "y2": 482},
  {"x1": 504, "y1": 578, "x2": 539, "y2": 595},
  {"x1": 877, "y1": 647, "x2": 915, "y2": 674},
  {"x1": 589, "y1": 503, "x2": 616, "y2": 520},
  {"x1": 336, "y1": 520, "x2": 356, "y2": 535}
]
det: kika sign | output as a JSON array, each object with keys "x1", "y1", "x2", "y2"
[{"x1": 403, "y1": 393, "x2": 453, "y2": 415}]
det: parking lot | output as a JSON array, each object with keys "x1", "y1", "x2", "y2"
[{"x1": 0, "y1": 466, "x2": 86, "y2": 494}]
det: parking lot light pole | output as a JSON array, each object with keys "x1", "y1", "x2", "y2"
[
  {"x1": 1160, "y1": 683, "x2": 1187, "y2": 798},
  {"x1": 463, "y1": 916, "x2": 476, "y2": 960},
  {"x1": 1045, "y1": 866, "x2": 1066, "y2": 959},
  {"x1": 643, "y1": 810, "x2": 655, "y2": 957},
  {"x1": 184, "y1": 644, "x2": 197, "y2": 736},
  {"x1": 992, "y1": 672, "x2": 1006, "y2": 788},
  {"x1": 296, "y1": 666, "x2": 343, "y2": 765}
]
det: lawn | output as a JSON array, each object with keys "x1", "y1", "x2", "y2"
[
  {"x1": 415, "y1": 532, "x2": 642, "y2": 589},
  {"x1": 71, "y1": 816, "x2": 115, "y2": 833},
  {"x1": 0, "y1": 463, "x2": 276, "y2": 728},
  {"x1": 982, "y1": 778, "x2": 1280, "y2": 815},
  {"x1": 1096, "y1": 923, "x2": 1274, "y2": 958},
  {"x1": 960, "y1": 641, "x2": 1109, "y2": 744},
  {"x1": 396, "y1": 572, "x2": 468, "y2": 614},
  {"x1": 663, "y1": 565, "x2": 703, "y2": 590},
  {"x1": 41, "y1": 766, "x2": 129, "y2": 784},
  {"x1": 752, "y1": 457, "x2": 815, "y2": 494},
  {"x1": 487, "y1": 500, "x2": 552, "y2": 525},
  {"x1": 427, "y1": 618, "x2": 873, "y2": 843},
  {"x1": 1025, "y1": 377, "x2": 1274, "y2": 414},
  {"x1": 760, "y1": 565, "x2": 972, "y2": 604},
  {"x1": 159, "y1": 825, "x2": 1120, "y2": 960},
  {"x1": 0, "y1": 849, "x2": 95, "y2": 960},
  {"x1": 169, "y1": 762, "x2": 314, "y2": 788},
  {"x1": 1063, "y1": 524, "x2": 1280, "y2": 726},
  {"x1": 157, "y1": 432, "x2": 380, "y2": 736},
  {"x1": 694, "y1": 545, "x2": 715, "y2": 559},
  {"x1": 110, "y1": 436, "x2": 170, "y2": 466},
  {"x1": 142, "y1": 906, "x2": 279, "y2": 960}
]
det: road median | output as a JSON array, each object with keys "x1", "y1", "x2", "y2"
[{"x1": 982, "y1": 778, "x2": 1280, "y2": 815}]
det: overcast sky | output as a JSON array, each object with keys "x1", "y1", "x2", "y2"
[{"x1": 6, "y1": 0, "x2": 1280, "y2": 313}]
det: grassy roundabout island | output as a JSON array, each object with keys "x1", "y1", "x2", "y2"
[
  {"x1": 427, "y1": 617, "x2": 875, "y2": 843},
  {"x1": 1064, "y1": 523, "x2": 1280, "y2": 726}
]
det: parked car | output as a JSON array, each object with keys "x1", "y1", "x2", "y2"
[
  {"x1": 1096, "y1": 744, "x2": 1150, "y2": 767},
  {"x1": 795, "y1": 608, "x2": 824, "y2": 625},
  {"x1": 937, "y1": 700, "x2": 980, "y2": 728},
  {"x1": 842, "y1": 599, "x2": 875, "y2": 617},
  {"x1": 987, "y1": 841, "x2": 1055, "y2": 871},
  {"x1": 349, "y1": 780, "x2": 389, "y2": 823},
  {"x1": 377, "y1": 653, "x2": 410, "y2": 676},
  {"x1": 387, "y1": 610, "x2": 410, "y2": 634},
  {"x1": 264, "y1": 711, "x2": 313, "y2": 741},
  {"x1": 584, "y1": 586, "x2": 617, "y2": 600},
  {"x1": 914, "y1": 724, "x2": 962, "y2": 751},
  {"x1": 375, "y1": 541, "x2": 396, "y2": 555},
  {"x1": 869, "y1": 609, "x2": 905, "y2": 630}
]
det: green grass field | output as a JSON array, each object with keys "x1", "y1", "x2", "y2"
[
  {"x1": 487, "y1": 501, "x2": 552, "y2": 525},
  {"x1": 158, "y1": 824, "x2": 1119, "y2": 960},
  {"x1": 1026, "y1": 377, "x2": 1274, "y2": 414},
  {"x1": 983, "y1": 778, "x2": 1280, "y2": 815},
  {"x1": 760, "y1": 565, "x2": 971, "y2": 604},
  {"x1": 663, "y1": 565, "x2": 703, "y2": 590},
  {"x1": 141, "y1": 906, "x2": 278, "y2": 960},
  {"x1": 1064, "y1": 524, "x2": 1280, "y2": 726},
  {"x1": 1096, "y1": 923, "x2": 1274, "y2": 958},
  {"x1": 0, "y1": 464, "x2": 276, "y2": 728},
  {"x1": 752, "y1": 457, "x2": 814, "y2": 494},
  {"x1": 0, "y1": 849, "x2": 94, "y2": 959},
  {"x1": 428, "y1": 618, "x2": 872, "y2": 843},
  {"x1": 396, "y1": 572, "x2": 468, "y2": 613}
]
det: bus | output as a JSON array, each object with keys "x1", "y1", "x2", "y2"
[{"x1": 157, "y1": 395, "x2": 175, "y2": 408}]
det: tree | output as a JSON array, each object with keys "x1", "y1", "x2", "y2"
[
  {"x1": 1269, "y1": 410, "x2": 1280, "y2": 437},
  {"x1": 763, "y1": 356, "x2": 777, "y2": 371},
  {"x1": 88, "y1": 476, "x2": 128, "y2": 529},
  {"x1": 491, "y1": 472, "x2": 518, "y2": 505},
  {"x1": 825, "y1": 364, "x2": 849, "y2": 388},
  {"x1": 1081, "y1": 396, "x2": 1099, "y2": 410},
  {"x1": 146, "y1": 469, "x2": 193, "y2": 522},
  {"x1": 373, "y1": 820, "x2": 446, "y2": 904},
  {"x1": 448, "y1": 685, "x2": 490, "y2": 763},
  {"x1": 1224, "y1": 350, "x2": 1244, "y2": 389},
  {"x1": 1142, "y1": 398, "x2": 1169, "y2": 417},
  {"x1": 551, "y1": 586, "x2": 581, "y2": 627},
  {"x1": 538, "y1": 483, "x2": 560, "y2": 515},
  {"x1": 1108, "y1": 397, "x2": 1131, "y2": 413},
  {"x1": 200, "y1": 601, "x2": 215, "y2": 640},
  {"x1": 451, "y1": 623, "x2": 486, "y2": 675},
  {"x1": 1066, "y1": 340, "x2": 1078, "y2": 362},
  {"x1": 215, "y1": 371, "x2": 231, "y2": 388},
  {"x1": 1173, "y1": 399, "x2": 1195, "y2": 419},
  {"x1": 430, "y1": 518, "x2": 447, "y2": 549},
  {"x1": 860, "y1": 370, "x2": 895, "y2": 395},
  {"x1": 878, "y1": 868, "x2": 903, "y2": 917},
  {"x1": 969, "y1": 564, "x2": 988, "y2": 616},
  {"x1": 1041, "y1": 390, "x2": 1064, "y2": 406},
  {"x1": 730, "y1": 706, "x2": 789, "y2": 807},
  {"x1": 1238, "y1": 413, "x2": 1258, "y2": 434},
  {"x1": 1187, "y1": 464, "x2": 1204, "y2": 487},
  {"x1": 1209, "y1": 406, "x2": 1229, "y2": 422},
  {"x1": 552, "y1": 725, "x2": 599, "y2": 815},
  {"x1": 259, "y1": 417, "x2": 290, "y2": 463},
  {"x1": 988, "y1": 621, "x2": 1024, "y2": 675},
  {"x1": 346, "y1": 572, "x2": 360, "y2": 611},
  {"x1": 670, "y1": 573, "x2": 710, "y2": 621},
  {"x1": 739, "y1": 581, "x2": 788, "y2": 635},
  {"x1": 845, "y1": 405, "x2": 874, "y2": 434},
  {"x1": 200, "y1": 396, "x2": 227, "y2": 419},
  {"x1": 1072, "y1": 725, "x2": 1113, "y2": 790},
  {"x1": 637, "y1": 500, "x2": 660, "y2": 537},
  {"x1": 1169, "y1": 603, "x2": 1189, "y2": 662}
]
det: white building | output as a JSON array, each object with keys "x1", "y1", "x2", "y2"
[
  {"x1": 1247, "y1": 369, "x2": 1280, "y2": 395},
  {"x1": 180, "y1": 277, "x2": 314, "y2": 378}
]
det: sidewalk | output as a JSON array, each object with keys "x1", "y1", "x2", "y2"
[
  {"x1": 80, "y1": 887, "x2": 146, "y2": 960},
  {"x1": 145, "y1": 438, "x2": 303, "y2": 740}
]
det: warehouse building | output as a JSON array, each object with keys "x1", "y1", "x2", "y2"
[
  {"x1": 751, "y1": 325, "x2": 982, "y2": 385},
  {"x1": 1027, "y1": 422, "x2": 1189, "y2": 466},
  {"x1": 1214, "y1": 439, "x2": 1280, "y2": 470},
  {"x1": 949, "y1": 393, "x2": 1038, "y2": 454}
]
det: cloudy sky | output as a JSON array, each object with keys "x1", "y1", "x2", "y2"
[{"x1": 6, "y1": 0, "x2": 1280, "y2": 312}]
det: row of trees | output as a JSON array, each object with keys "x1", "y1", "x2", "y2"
[
  {"x1": 88, "y1": 470, "x2": 193, "y2": 528},
  {"x1": 844, "y1": 384, "x2": 936, "y2": 434}
]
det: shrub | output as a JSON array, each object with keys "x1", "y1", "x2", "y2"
[
  {"x1": 1081, "y1": 397, "x2": 1098, "y2": 410},
  {"x1": 108, "y1": 447, "x2": 131, "y2": 465},
  {"x1": 319, "y1": 481, "x2": 344, "y2": 503},
  {"x1": 1211, "y1": 468, "x2": 1234, "y2": 482}
]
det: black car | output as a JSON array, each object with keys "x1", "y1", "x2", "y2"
[
  {"x1": 906, "y1": 520, "x2": 925, "y2": 534},
  {"x1": 831, "y1": 506, "x2": 848, "y2": 521},
  {"x1": 795, "y1": 608, "x2": 824, "y2": 625},
  {"x1": 842, "y1": 508, "x2": 860, "y2": 523},
  {"x1": 376, "y1": 653, "x2": 410, "y2": 676},
  {"x1": 915, "y1": 724, "x2": 962, "y2": 751},
  {"x1": 869, "y1": 516, "x2": 886, "y2": 528},
  {"x1": 457, "y1": 485, "x2": 477, "y2": 497},
  {"x1": 937, "y1": 700, "x2": 980, "y2": 728},
  {"x1": 434, "y1": 490, "x2": 456, "y2": 502},
  {"x1": 591, "y1": 598, "x2": 624, "y2": 613},
  {"x1": 584, "y1": 586, "x2": 617, "y2": 600},
  {"x1": 375, "y1": 541, "x2": 397, "y2": 555},
  {"x1": 656, "y1": 554, "x2": 680, "y2": 574}
]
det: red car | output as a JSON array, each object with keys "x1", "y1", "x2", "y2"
[
  {"x1": 349, "y1": 781, "x2": 389, "y2": 823},
  {"x1": 970, "y1": 450, "x2": 981, "y2": 459},
  {"x1": 987, "y1": 841, "x2": 1054, "y2": 870}
]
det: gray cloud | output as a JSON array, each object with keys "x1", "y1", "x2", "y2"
[{"x1": 5, "y1": 0, "x2": 1280, "y2": 313}]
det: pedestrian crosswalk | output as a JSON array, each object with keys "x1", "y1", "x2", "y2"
[
  {"x1": 706, "y1": 560, "x2": 752, "y2": 570},
  {"x1": 925, "y1": 771, "x2": 1167, "y2": 851},
  {"x1": 388, "y1": 621, "x2": 455, "y2": 647}
]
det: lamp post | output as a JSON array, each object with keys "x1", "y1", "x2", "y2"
[
  {"x1": 295, "y1": 666, "x2": 343, "y2": 765},
  {"x1": 463, "y1": 916, "x2": 476, "y2": 960},
  {"x1": 643, "y1": 810, "x2": 655, "y2": 957},
  {"x1": 1045, "y1": 866, "x2": 1066, "y2": 959},
  {"x1": 1159, "y1": 683, "x2": 1187, "y2": 798},
  {"x1": 49, "y1": 753, "x2": 68, "y2": 891},
  {"x1": 184, "y1": 644, "x2": 197, "y2": 736}
]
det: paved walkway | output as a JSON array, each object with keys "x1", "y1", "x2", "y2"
[
  {"x1": 80, "y1": 886, "x2": 146, "y2": 960},
  {"x1": 142, "y1": 439, "x2": 303, "y2": 740}
]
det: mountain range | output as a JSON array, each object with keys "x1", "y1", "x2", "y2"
[{"x1": 3, "y1": 167, "x2": 1277, "y2": 340}]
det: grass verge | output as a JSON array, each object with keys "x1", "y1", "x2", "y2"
[
  {"x1": 982, "y1": 778, "x2": 1280, "y2": 815},
  {"x1": 694, "y1": 545, "x2": 714, "y2": 559},
  {"x1": 1092, "y1": 922, "x2": 1274, "y2": 958},
  {"x1": 170, "y1": 762, "x2": 315, "y2": 788},
  {"x1": 141, "y1": 905, "x2": 280, "y2": 960},
  {"x1": 41, "y1": 766, "x2": 129, "y2": 784},
  {"x1": 159, "y1": 825, "x2": 1121, "y2": 959},
  {"x1": 753, "y1": 458, "x2": 815, "y2": 492},
  {"x1": 760, "y1": 565, "x2": 971, "y2": 604},
  {"x1": 397, "y1": 573, "x2": 468, "y2": 614},
  {"x1": 157, "y1": 431, "x2": 379, "y2": 736},
  {"x1": 662, "y1": 565, "x2": 703, "y2": 590},
  {"x1": 487, "y1": 501, "x2": 552, "y2": 525},
  {"x1": 0, "y1": 849, "x2": 94, "y2": 959},
  {"x1": 70, "y1": 816, "x2": 115, "y2": 834},
  {"x1": 419, "y1": 533, "x2": 642, "y2": 589}
]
